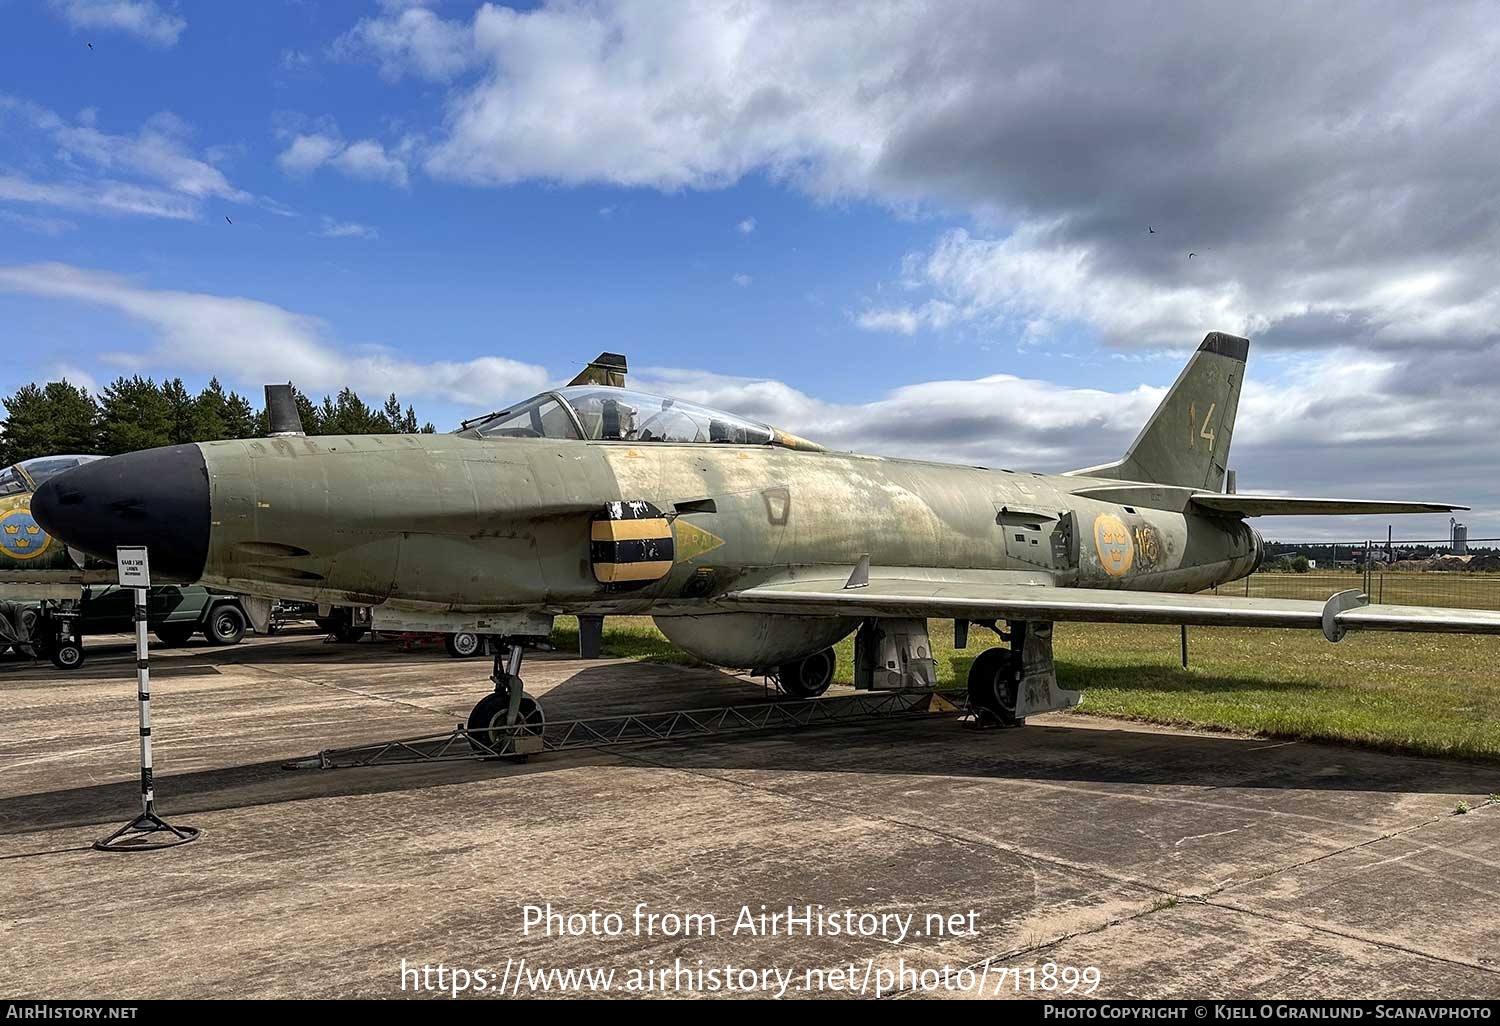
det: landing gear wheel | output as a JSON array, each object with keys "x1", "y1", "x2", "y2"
[
  {"x1": 322, "y1": 608, "x2": 367, "y2": 643},
  {"x1": 50, "y1": 641, "x2": 85, "y2": 671},
  {"x1": 445, "y1": 632, "x2": 483, "y2": 658},
  {"x1": 966, "y1": 647, "x2": 1023, "y2": 727},
  {"x1": 155, "y1": 624, "x2": 194, "y2": 647},
  {"x1": 205, "y1": 606, "x2": 247, "y2": 646},
  {"x1": 467, "y1": 688, "x2": 545, "y2": 756},
  {"x1": 778, "y1": 647, "x2": 836, "y2": 698}
]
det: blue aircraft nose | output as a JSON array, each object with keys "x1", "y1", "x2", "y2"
[{"x1": 31, "y1": 444, "x2": 211, "y2": 582}]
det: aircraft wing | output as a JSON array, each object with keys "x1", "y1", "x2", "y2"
[
  {"x1": 1188, "y1": 493, "x2": 1466, "y2": 516},
  {"x1": 719, "y1": 573, "x2": 1500, "y2": 641}
]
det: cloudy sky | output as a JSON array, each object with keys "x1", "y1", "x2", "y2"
[{"x1": 2, "y1": 0, "x2": 1496, "y2": 541}]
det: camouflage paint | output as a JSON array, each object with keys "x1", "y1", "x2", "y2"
[{"x1": 193, "y1": 432, "x2": 1260, "y2": 617}]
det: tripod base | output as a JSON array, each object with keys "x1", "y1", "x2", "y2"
[{"x1": 93, "y1": 810, "x2": 201, "y2": 852}]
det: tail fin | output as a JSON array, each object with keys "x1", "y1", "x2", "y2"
[
  {"x1": 568, "y1": 352, "x2": 628, "y2": 388},
  {"x1": 1066, "y1": 332, "x2": 1246, "y2": 490}
]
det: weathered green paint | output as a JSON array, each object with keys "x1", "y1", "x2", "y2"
[
  {"x1": 196, "y1": 432, "x2": 1260, "y2": 616},
  {"x1": 30, "y1": 333, "x2": 1495, "y2": 685}
]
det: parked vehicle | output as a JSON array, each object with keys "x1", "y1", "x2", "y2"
[{"x1": 76, "y1": 585, "x2": 251, "y2": 647}]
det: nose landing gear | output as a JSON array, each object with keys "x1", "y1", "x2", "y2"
[{"x1": 466, "y1": 637, "x2": 547, "y2": 757}]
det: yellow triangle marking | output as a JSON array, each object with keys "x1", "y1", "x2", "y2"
[
  {"x1": 909, "y1": 693, "x2": 961, "y2": 713},
  {"x1": 674, "y1": 520, "x2": 725, "y2": 562}
]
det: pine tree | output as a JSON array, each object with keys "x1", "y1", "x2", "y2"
[
  {"x1": 223, "y1": 390, "x2": 258, "y2": 438},
  {"x1": 98, "y1": 376, "x2": 172, "y2": 454},
  {"x1": 2, "y1": 373, "x2": 440, "y2": 457},
  {"x1": 191, "y1": 378, "x2": 231, "y2": 441},
  {"x1": 381, "y1": 393, "x2": 404, "y2": 433},
  {"x1": 293, "y1": 386, "x2": 320, "y2": 435},
  {"x1": 46, "y1": 381, "x2": 100, "y2": 454},
  {"x1": 318, "y1": 394, "x2": 340, "y2": 433},
  {"x1": 0, "y1": 381, "x2": 100, "y2": 464},
  {"x1": 316, "y1": 388, "x2": 388, "y2": 436},
  {"x1": 161, "y1": 378, "x2": 196, "y2": 445},
  {"x1": 1, "y1": 385, "x2": 47, "y2": 465}
]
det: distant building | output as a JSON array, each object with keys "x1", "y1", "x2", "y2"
[{"x1": 1453, "y1": 521, "x2": 1469, "y2": 555}]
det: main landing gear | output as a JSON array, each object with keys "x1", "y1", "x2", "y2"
[
  {"x1": 965, "y1": 622, "x2": 1025, "y2": 728},
  {"x1": 466, "y1": 638, "x2": 546, "y2": 757}
]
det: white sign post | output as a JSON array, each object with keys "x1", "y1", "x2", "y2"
[
  {"x1": 116, "y1": 545, "x2": 151, "y2": 589},
  {"x1": 93, "y1": 545, "x2": 200, "y2": 851}
]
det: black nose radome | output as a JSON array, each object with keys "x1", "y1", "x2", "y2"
[{"x1": 31, "y1": 444, "x2": 210, "y2": 583}]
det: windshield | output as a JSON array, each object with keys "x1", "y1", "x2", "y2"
[
  {"x1": 0, "y1": 455, "x2": 104, "y2": 495},
  {"x1": 471, "y1": 395, "x2": 581, "y2": 439},
  {"x1": 558, "y1": 387, "x2": 774, "y2": 444},
  {"x1": 470, "y1": 388, "x2": 776, "y2": 445},
  {"x1": 20, "y1": 455, "x2": 103, "y2": 486}
]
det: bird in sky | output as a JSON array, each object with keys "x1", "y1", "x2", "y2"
[
  {"x1": 1188, "y1": 251, "x2": 1196, "y2": 258},
  {"x1": 86, "y1": 42, "x2": 93, "y2": 50},
  {"x1": 1147, "y1": 225, "x2": 1156, "y2": 234},
  {"x1": 225, "y1": 216, "x2": 233, "y2": 225}
]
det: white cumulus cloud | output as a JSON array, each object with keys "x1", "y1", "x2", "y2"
[
  {"x1": 331, "y1": 0, "x2": 477, "y2": 82},
  {"x1": 0, "y1": 97, "x2": 247, "y2": 221},
  {"x1": 277, "y1": 130, "x2": 411, "y2": 188},
  {"x1": 0, "y1": 263, "x2": 549, "y2": 407},
  {"x1": 49, "y1": 0, "x2": 185, "y2": 47},
  {"x1": 316, "y1": 217, "x2": 378, "y2": 239}
]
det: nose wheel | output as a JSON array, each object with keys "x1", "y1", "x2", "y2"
[
  {"x1": 467, "y1": 690, "x2": 545, "y2": 754},
  {"x1": 466, "y1": 637, "x2": 546, "y2": 757}
]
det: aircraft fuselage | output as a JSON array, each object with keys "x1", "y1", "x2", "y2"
[{"x1": 188, "y1": 433, "x2": 1260, "y2": 615}]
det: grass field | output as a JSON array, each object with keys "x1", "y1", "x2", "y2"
[
  {"x1": 1229, "y1": 571, "x2": 1500, "y2": 610},
  {"x1": 551, "y1": 575, "x2": 1500, "y2": 763}
]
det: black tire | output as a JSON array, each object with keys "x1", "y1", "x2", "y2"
[
  {"x1": 205, "y1": 605, "x2": 247, "y2": 646},
  {"x1": 466, "y1": 689, "x2": 545, "y2": 755},
  {"x1": 778, "y1": 648, "x2": 836, "y2": 699},
  {"x1": 322, "y1": 608, "x2": 367, "y2": 643},
  {"x1": 445, "y1": 632, "x2": 483, "y2": 658},
  {"x1": 155, "y1": 624, "x2": 195, "y2": 647},
  {"x1": 966, "y1": 647, "x2": 1023, "y2": 726},
  {"x1": 50, "y1": 641, "x2": 85, "y2": 671}
]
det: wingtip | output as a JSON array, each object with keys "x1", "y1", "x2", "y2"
[{"x1": 1199, "y1": 332, "x2": 1250, "y2": 362}]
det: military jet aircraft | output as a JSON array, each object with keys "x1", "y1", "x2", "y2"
[
  {"x1": 0, "y1": 454, "x2": 110, "y2": 657},
  {"x1": 32, "y1": 334, "x2": 1500, "y2": 748},
  {"x1": 0, "y1": 455, "x2": 104, "y2": 575}
]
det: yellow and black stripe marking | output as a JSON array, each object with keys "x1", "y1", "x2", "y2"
[{"x1": 591, "y1": 500, "x2": 675, "y2": 589}]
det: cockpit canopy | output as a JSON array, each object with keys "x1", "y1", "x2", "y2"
[
  {"x1": 0, "y1": 455, "x2": 104, "y2": 496},
  {"x1": 466, "y1": 386, "x2": 780, "y2": 446}
]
